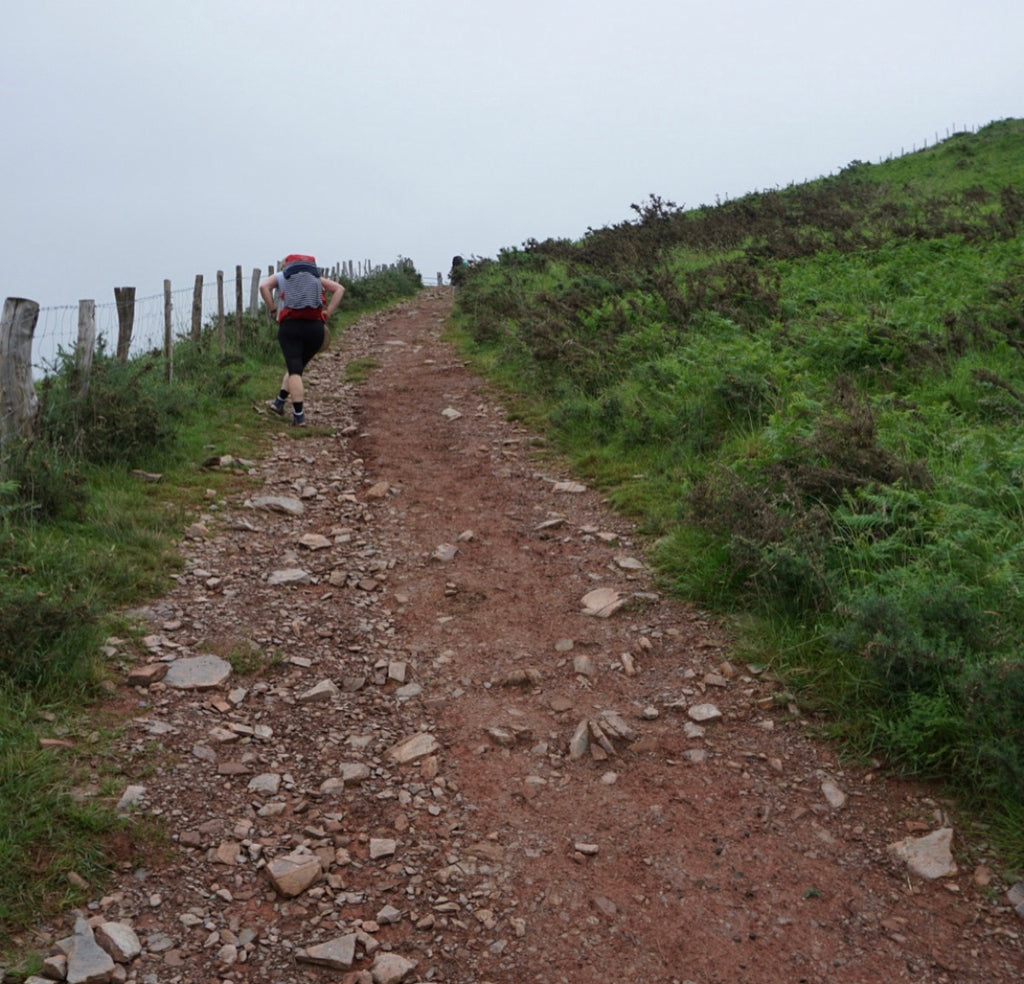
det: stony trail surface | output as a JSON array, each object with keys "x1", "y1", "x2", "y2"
[{"x1": 20, "y1": 290, "x2": 1024, "y2": 983}]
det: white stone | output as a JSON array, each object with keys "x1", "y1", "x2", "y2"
[
  {"x1": 247, "y1": 773, "x2": 281, "y2": 796},
  {"x1": 821, "y1": 780, "x2": 847, "y2": 809},
  {"x1": 580, "y1": 588, "x2": 624, "y2": 618},
  {"x1": 888, "y1": 827, "x2": 958, "y2": 880},
  {"x1": 597, "y1": 709, "x2": 637, "y2": 742},
  {"x1": 338, "y1": 762, "x2": 372, "y2": 783},
  {"x1": 94, "y1": 922, "x2": 141, "y2": 963},
  {"x1": 369, "y1": 838, "x2": 397, "y2": 859},
  {"x1": 266, "y1": 850, "x2": 322, "y2": 897},
  {"x1": 298, "y1": 679, "x2": 339, "y2": 702},
  {"x1": 297, "y1": 934, "x2": 358, "y2": 970},
  {"x1": 115, "y1": 785, "x2": 146, "y2": 813},
  {"x1": 385, "y1": 732, "x2": 439, "y2": 764},
  {"x1": 164, "y1": 654, "x2": 232, "y2": 690},
  {"x1": 370, "y1": 952, "x2": 418, "y2": 984},
  {"x1": 573, "y1": 655, "x2": 596, "y2": 677},
  {"x1": 267, "y1": 568, "x2": 312, "y2": 586},
  {"x1": 614, "y1": 555, "x2": 645, "y2": 570},
  {"x1": 250, "y1": 495, "x2": 305, "y2": 516},
  {"x1": 687, "y1": 703, "x2": 722, "y2": 723},
  {"x1": 319, "y1": 777, "x2": 346, "y2": 796},
  {"x1": 568, "y1": 719, "x2": 590, "y2": 760},
  {"x1": 67, "y1": 917, "x2": 116, "y2": 984}
]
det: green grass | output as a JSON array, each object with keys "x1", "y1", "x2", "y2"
[
  {"x1": 451, "y1": 118, "x2": 1024, "y2": 866},
  {"x1": 344, "y1": 357, "x2": 379, "y2": 382},
  {"x1": 0, "y1": 705, "x2": 136, "y2": 931}
]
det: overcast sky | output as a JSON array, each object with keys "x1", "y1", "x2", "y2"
[{"x1": 2, "y1": 0, "x2": 1021, "y2": 309}]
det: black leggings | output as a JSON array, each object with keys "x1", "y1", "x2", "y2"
[{"x1": 278, "y1": 318, "x2": 325, "y2": 376}]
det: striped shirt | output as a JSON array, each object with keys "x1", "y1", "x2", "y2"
[{"x1": 280, "y1": 267, "x2": 322, "y2": 310}]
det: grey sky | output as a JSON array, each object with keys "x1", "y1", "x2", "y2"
[{"x1": 2, "y1": 0, "x2": 1021, "y2": 309}]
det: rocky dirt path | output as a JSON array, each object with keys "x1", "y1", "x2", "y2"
[{"x1": 20, "y1": 291, "x2": 1024, "y2": 984}]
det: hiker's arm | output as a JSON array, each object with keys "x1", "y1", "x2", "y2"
[
  {"x1": 321, "y1": 277, "x2": 346, "y2": 318},
  {"x1": 259, "y1": 274, "x2": 279, "y2": 311}
]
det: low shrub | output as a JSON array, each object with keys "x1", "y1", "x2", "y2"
[
  {"x1": 341, "y1": 258, "x2": 421, "y2": 309},
  {"x1": 35, "y1": 347, "x2": 181, "y2": 469}
]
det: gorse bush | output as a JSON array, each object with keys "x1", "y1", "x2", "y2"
[
  {"x1": 36, "y1": 348, "x2": 182, "y2": 468},
  {"x1": 452, "y1": 118, "x2": 1024, "y2": 838}
]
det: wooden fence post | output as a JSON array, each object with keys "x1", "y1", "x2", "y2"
[
  {"x1": 75, "y1": 299, "x2": 96, "y2": 400},
  {"x1": 113, "y1": 286, "x2": 135, "y2": 363},
  {"x1": 191, "y1": 274, "x2": 203, "y2": 344},
  {"x1": 216, "y1": 270, "x2": 225, "y2": 352},
  {"x1": 163, "y1": 279, "x2": 173, "y2": 383},
  {"x1": 0, "y1": 297, "x2": 40, "y2": 448},
  {"x1": 235, "y1": 265, "x2": 243, "y2": 347},
  {"x1": 249, "y1": 268, "x2": 261, "y2": 316}
]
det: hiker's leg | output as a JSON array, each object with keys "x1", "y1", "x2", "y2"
[
  {"x1": 287, "y1": 324, "x2": 323, "y2": 412},
  {"x1": 278, "y1": 321, "x2": 307, "y2": 404}
]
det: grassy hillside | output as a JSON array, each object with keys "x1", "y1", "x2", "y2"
[{"x1": 451, "y1": 119, "x2": 1024, "y2": 857}]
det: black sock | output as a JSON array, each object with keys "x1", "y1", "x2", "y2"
[
  {"x1": 293, "y1": 402, "x2": 304, "y2": 414},
  {"x1": 278, "y1": 389, "x2": 289, "y2": 401}
]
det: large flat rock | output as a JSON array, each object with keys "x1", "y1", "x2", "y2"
[{"x1": 163, "y1": 654, "x2": 232, "y2": 690}]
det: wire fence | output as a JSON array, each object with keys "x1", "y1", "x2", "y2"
[
  {"x1": 22, "y1": 260, "x2": 412, "y2": 375},
  {"x1": 31, "y1": 282, "x2": 208, "y2": 373}
]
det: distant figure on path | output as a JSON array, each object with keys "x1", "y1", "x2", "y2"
[
  {"x1": 449, "y1": 255, "x2": 468, "y2": 287},
  {"x1": 260, "y1": 254, "x2": 345, "y2": 426}
]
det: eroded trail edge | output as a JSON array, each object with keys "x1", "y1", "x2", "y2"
[{"x1": 38, "y1": 291, "x2": 1023, "y2": 983}]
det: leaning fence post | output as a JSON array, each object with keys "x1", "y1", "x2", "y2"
[
  {"x1": 191, "y1": 274, "x2": 203, "y2": 344},
  {"x1": 216, "y1": 270, "x2": 225, "y2": 352},
  {"x1": 114, "y1": 287, "x2": 135, "y2": 363},
  {"x1": 75, "y1": 299, "x2": 96, "y2": 400},
  {"x1": 0, "y1": 297, "x2": 40, "y2": 448},
  {"x1": 248, "y1": 267, "x2": 261, "y2": 316},
  {"x1": 163, "y1": 279, "x2": 173, "y2": 383}
]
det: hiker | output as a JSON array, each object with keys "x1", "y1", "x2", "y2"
[
  {"x1": 260, "y1": 254, "x2": 345, "y2": 426},
  {"x1": 449, "y1": 255, "x2": 468, "y2": 287}
]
